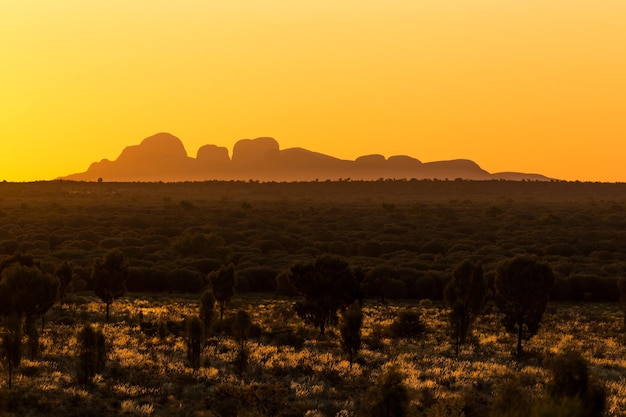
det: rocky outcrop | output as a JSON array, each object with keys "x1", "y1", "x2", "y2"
[{"x1": 62, "y1": 132, "x2": 552, "y2": 182}]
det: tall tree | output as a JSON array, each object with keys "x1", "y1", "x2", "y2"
[
  {"x1": 185, "y1": 316, "x2": 203, "y2": 370},
  {"x1": 1, "y1": 316, "x2": 21, "y2": 389},
  {"x1": 363, "y1": 265, "x2": 394, "y2": 303},
  {"x1": 495, "y1": 256, "x2": 554, "y2": 358},
  {"x1": 339, "y1": 301, "x2": 363, "y2": 368},
  {"x1": 209, "y1": 264, "x2": 236, "y2": 320},
  {"x1": 55, "y1": 260, "x2": 73, "y2": 305},
  {"x1": 231, "y1": 310, "x2": 252, "y2": 376},
  {"x1": 92, "y1": 249, "x2": 129, "y2": 322},
  {"x1": 444, "y1": 260, "x2": 488, "y2": 356},
  {"x1": 289, "y1": 255, "x2": 361, "y2": 335},
  {"x1": 0, "y1": 264, "x2": 59, "y2": 360},
  {"x1": 199, "y1": 290, "x2": 216, "y2": 339},
  {"x1": 232, "y1": 309, "x2": 252, "y2": 352}
]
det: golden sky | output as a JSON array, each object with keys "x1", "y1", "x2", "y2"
[{"x1": 2, "y1": 1, "x2": 625, "y2": 182}]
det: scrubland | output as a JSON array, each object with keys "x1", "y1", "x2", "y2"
[
  {"x1": 2, "y1": 295, "x2": 624, "y2": 416},
  {"x1": 1, "y1": 180, "x2": 626, "y2": 415}
]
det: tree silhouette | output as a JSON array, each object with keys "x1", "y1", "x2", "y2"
[
  {"x1": 209, "y1": 264, "x2": 236, "y2": 320},
  {"x1": 55, "y1": 260, "x2": 73, "y2": 305},
  {"x1": 1, "y1": 316, "x2": 21, "y2": 389},
  {"x1": 339, "y1": 301, "x2": 363, "y2": 368},
  {"x1": 289, "y1": 255, "x2": 361, "y2": 335},
  {"x1": 444, "y1": 260, "x2": 487, "y2": 356},
  {"x1": 92, "y1": 249, "x2": 129, "y2": 322},
  {"x1": 232, "y1": 310, "x2": 252, "y2": 376},
  {"x1": 363, "y1": 265, "x2": 394, "y2": 303},
  {"x1": 0, "y1": 264, "x2": 59, "y2": 360},
  {"x1": 77, "y1": 324, "x2": 107, "y2": 385},
  {"x1": 199, "y1": 290, "x2": 216, "y2": 339},
  {"x1": 186, "y1": 316, "x2": 203, "y2": 370},
  {"x1": 495, "y1": 256, "x2": 554, "y2": 358}
]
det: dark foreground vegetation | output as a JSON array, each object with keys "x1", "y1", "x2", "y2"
[{"x1": 0, "y1": 179, "x2": 626, "y2": 416}]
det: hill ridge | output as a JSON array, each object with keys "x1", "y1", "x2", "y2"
[{"x1": 62, "y1": 132, "x2": 551, "y2": 182}]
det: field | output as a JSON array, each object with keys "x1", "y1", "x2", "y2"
[
  {"x1": 1, "y1": 295, "x2": 624, "y2": 416},
  {"x1": 1, "y1": 180, "x2": 626, "y2": 416}
]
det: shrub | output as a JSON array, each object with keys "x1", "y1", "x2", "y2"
[
  {"x1": 76, "y1": 324, "x2": 106, "y2": 385},
  {"x1": 361, "y1": 367, "x2": 410, "y2": 417},
  {"x1": 545, "y1": 349, "x2": 606, "y2": 417},
  {"x1": 389, "y1": 309, "x2": 425, "y2": 339}
]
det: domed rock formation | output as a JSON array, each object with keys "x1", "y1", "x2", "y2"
[
  {"x1": 231, "y1": 137, "x2": 280, "y2": 165},
  {"x1": 197, "y1": 144, "x2": 230, "y2": 165}
]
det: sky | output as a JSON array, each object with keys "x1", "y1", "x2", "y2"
[{"x1": 1, "y1": 1, "x2": 625, "y2": 182}]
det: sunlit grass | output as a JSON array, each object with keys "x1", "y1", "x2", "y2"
[{"x1": 4, "y1": 295, "x2": 625, "y2": 416}]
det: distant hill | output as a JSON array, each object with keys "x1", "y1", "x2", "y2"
[{"x1": 62, "y1": 132, "x2": 552, "y2": 182}]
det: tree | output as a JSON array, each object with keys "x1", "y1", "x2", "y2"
[
  {"x1": 1, "y1": 316, "x2": 21, "y2": 389},
  {"x1": 232, "y1": 309, "x2": 252, "y2": 351},
  {"x1": 232, "y1": 310, "x2": 252, "y2": 376},
  {"x1": 289, "y1": 255, "x2": 361, "y2": 335},
  {"x1": 199, "y1": 290, "x2": 216, "y2": 339},
  {"x1": 55, "y1": 260, "x2": 73, "y2": 305},
  {"x1": 363, "y1": 265, "x2": 394, "y2": 303},
  {"x1": 209, "y1": 264, "x2": 236, "y2": 320},
  {"x1": 340, "y1": 301, "x2": 363, "y2": 368},
  {"x1": 444, "y1": 260, "x2": 488, "y2": 356},
  {"x1": 92, "y1": 249, "x2": 129, "y2": 322},
  {"x1": 0, "y1": 264, "x2": 59, "y2": 359},
  {"x1": 77, "y1": 324, "x2": 107, "y2": 385},
  {"x1": 186, "y1": 316, "x2": 203, "y2": 370},
  {"x1": 495, "y1": 256, "x2": 554, "y2": 358}
]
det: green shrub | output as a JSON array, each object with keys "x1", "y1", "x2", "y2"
[{"x1": 389, "y1": 309, "x2": 425, "y2": 339}]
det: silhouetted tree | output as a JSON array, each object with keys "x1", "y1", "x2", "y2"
[
  {"x1": 444, "y1": 260, "x2": 488, "y2": 356},
  {"x1": 0, "y1": 264, "x2": 59, "y2": 359},
  {"x1": 363, "y1": 265, "x2": 394, "y2": 303},
  {"x1": 209, "y1": 264, "x2": 236, "y2": 320},
  {"x1": 495, "y1": 256, "x2": 554, "y2": 358},
  {"x1": 199, "y1": 290, "x2": 216, "y2": 338},
  {"x1": 186, "y1": 316, "x2": 203, "y2": 370},
  {"x1": 55, "y1": 260, "x2": 73, "y2": 305},
  {"x1": 232, "y1": 310, "x2": 252, "y2": 376},
  {"x1": 1, "y1": 316, "x2": 21, "y2": 389},
  {"x1": 289, "y1": 255, "x2": 361, "y2": 335},
  {"x1": 92, "y1": 249, "x2": 129, "y2": 322},
  {"x1": 77, "y1": 324, "x2": 106, "y2": 385},
  {"x1": 340, "y1": 301, "x2": 363, "y2": 368}
]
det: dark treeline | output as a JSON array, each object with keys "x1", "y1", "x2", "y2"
[{"x1": 1, "y1": 179, "x2": 626, "y2": 303}]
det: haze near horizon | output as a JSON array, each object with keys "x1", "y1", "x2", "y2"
[{"x1": 2, "y1": 1, "x2": 625, "y2": 182}]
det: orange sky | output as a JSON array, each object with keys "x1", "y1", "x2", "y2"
[{"x1": 2, "y1": 1, "x2": 625, "y2": 182}]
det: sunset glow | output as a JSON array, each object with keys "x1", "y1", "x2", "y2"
[{"x1": 2, "y1": 1, "x2": 625, "y2": 182}]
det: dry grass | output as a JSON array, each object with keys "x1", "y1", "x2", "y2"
[{"x1": 2, "y1": 295, "x2": 624, "y2": 416}]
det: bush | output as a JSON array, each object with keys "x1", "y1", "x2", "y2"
[
  {"x1": 546, "y1": 349, "x2": 606, "y2": 417},
  {"x1": 361, "y1": 367, "x2": 410, "y2": 417},
  {"x1": 389, "y1": 310, "x2": 425, "y2": 339},
  {"x1": 76, "y1": 324, "x2": 106, "y2": 385}
]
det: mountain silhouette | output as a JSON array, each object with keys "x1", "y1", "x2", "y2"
[{"x1": 62, "y1": 132, "x2": 551, "y2": 182}]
